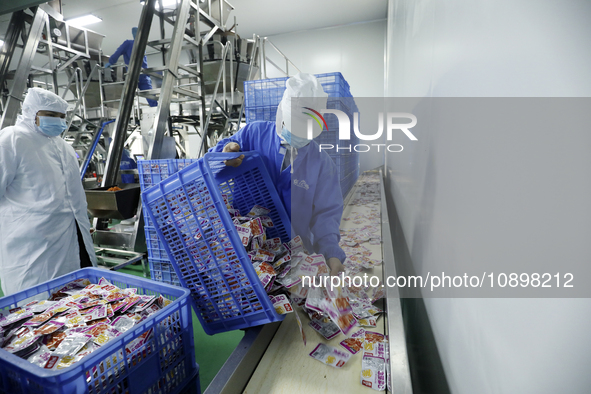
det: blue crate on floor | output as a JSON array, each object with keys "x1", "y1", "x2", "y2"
[
  {"x1": 142, "y1": 152, "x2": 289, "y2": 335},
  {"x1": 0, "y1": 267, "x2": 196, "y2": 394}
]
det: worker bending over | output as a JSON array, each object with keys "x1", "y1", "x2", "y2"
[
  {"x1": 211, "y1": 73, "x2": 346, "y2": 276},
  {"x1": 0, "y1": 88, "x2": 97, "y2": 296}
]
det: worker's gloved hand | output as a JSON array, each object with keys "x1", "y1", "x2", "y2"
[
  {"x1": 223, "y1": 142, "x2": 244, "y2": 167},
  {"x1": 327, "y1": 257, "x2": 345, "y2": 277},
  {"x1": 104, "y1": 62, "x2": 111, "y2": 68}
]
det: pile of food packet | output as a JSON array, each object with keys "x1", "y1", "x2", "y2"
[
  {"x1": 0, "y1": 277, "x2": 172, "y2": 371},
  {"x1": 225, "y1": 172, "x2": 389, "y2": 391}
]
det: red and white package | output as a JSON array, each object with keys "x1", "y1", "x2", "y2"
[
  {"x1": 360, "y1": 354, "x2": 386, "y2": 391},
  {"x1": 235, "y1": 224, "x2": 252, "y2": 247},
  {"x1": 270, "y1": 294, "x2": 293, "y2": 315},
  {"x1": 309, "y1": 343, "x2": 351, "y2": 368}
]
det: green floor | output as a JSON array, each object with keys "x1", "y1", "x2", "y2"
[{"x1": 0, "y1": 263, "x2": 244, "y2": 390}]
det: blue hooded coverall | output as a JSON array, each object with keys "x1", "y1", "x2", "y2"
[
  {"x1": 109, "y1": 40, "x2": 158, "y2": 107},
  {"x1": 211, "y1": 121, "x2": 346, "y2": 263}
]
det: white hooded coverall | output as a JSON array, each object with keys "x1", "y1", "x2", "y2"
[{"x1": 0, "y1": 88, "x2": 97, "y2": 296}]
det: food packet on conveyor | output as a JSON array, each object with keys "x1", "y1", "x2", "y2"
[
  {"x1": 305, "y1": 284, "x2": 329, "y2": 313},
  {"x1": 320, "y1": 286, "x2": 357, "y2": 337},
  {"x1": 309, "y1": 343, "x2": 351, "y2": 368},
  {"x1": 247, "y1": 205, "x2": 270, "y2": 218},
  {"x1": 293, "y1": 306, "x2": 307, "y2": 346},
  {"x1": 360, "y1": 354, "x2": 387, "y2": 391},
  {"x1": 357, "y1": 317, "x2": 378, "y2": 327},
  {"x1": 308, "y1": 316, "x2": 341, "y2": 340},
  {"x1": 287, "y1": 283, "x2": 309, "y2": 299},
  {"x1": 340, "y1": 328, "x2": 366, "y2": 355}
]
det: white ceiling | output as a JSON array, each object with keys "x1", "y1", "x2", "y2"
[{"x1": 1, "y1": 0, "x2": 387, "y2": 56}]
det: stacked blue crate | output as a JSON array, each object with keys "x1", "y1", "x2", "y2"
[
  {"x1": 138, "y1": 159, "x2": 199, "y2": 286},
  {"x1": 244, "y1": 72, "x2": 360, "y2": 197}
]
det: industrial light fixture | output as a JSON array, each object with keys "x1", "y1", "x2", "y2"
[
  {"x1": 140, "y1": 0, "x2": 182, "y2": 9},
  {"x1": 0, "y1": 40, "x2": 4, "y2": 47},
  {"x1": 66, "y1": 15, "x2": 102, "y2": 27}
]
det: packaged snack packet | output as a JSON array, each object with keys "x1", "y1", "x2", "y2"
[
  {"x1": 54, "y1": 333, "x2": 92, "y2": 356},
  {"x1": 252, "y1": 261, "x2": 276, "y2": 290},
  {"x1": 357, "y1": 317, "x2": 377, "y2": 327},
  {"x1": 44, "y1": 330, "x2": 68, "y2": 350},
  {"x1": 3, "y1": 329, "x2": 39, "y2": 354},
  {"x1": 270, "y1": 294, "x2": 293, "y2": 314},
  {"x1": 340, "y1": 329, "x2": 366, "y2": 354},
  {"x1": 320, "y1": 286, "x2": 357, "y2": 337},
  {"x1": 293, "y1": 307, "x2": 307, "y2": 346},
  {"x1": 0, "y1": 310, "x2": 34, "y2": 328},
  {"x1": 94, "y1": 327, "x2": 121, "y2": 346},
  {"x1": 83, "y1": 304, "x2": 108, "y2": 322},
  {"x1": 132, "y1": 295, "x2": 157, "y2": 313},
  {"x1": 309, "y1": 343, "x2": 351, "y2": 368},
  {"x1": 260, "y1": 216, "x2": 274, "y2": 228},
  {"x1": 247, "y1": 205, "x2": 270, "y2": 218},
  {"x1": 360, "y1": 355, "x2": 386, "y2": 391},
  {"x1": 111, "y1": 316, "x2": 135, "y2": 333},
  {"x1": 308, "y1": 317, "x2": 341, "y2": 340},
  {"x1": 33, "y1": 320, "x2": 64, "y2": 336},
  {"x1": 27, "y1": 345, "x2": 53, "y2": 367},
  {"x1": 236, "y1": 224, "x2": 252, "y2": 247},
  {"x1": 252, "y1": 250, "x2": 275, "y2": 263}
]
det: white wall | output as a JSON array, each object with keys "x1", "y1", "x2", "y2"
[
  {"x1": 265, "y1": 20, "x2": 387, "y2": 172},
  {"x1": 385, "y1": 1, "x2": 591, "y2": 393}
]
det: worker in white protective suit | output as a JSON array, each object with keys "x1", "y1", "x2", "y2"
[{"x1": 0, "y1": 87, "x2": 97, "y2": 296}]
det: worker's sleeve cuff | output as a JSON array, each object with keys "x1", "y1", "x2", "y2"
[{"x1": 318, "y1": 242, "x2": 346, "y2": 264}]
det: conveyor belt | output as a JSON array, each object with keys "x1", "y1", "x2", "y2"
[{"x1": 205, "y1": 170, "x2": 411, "y2": 394}]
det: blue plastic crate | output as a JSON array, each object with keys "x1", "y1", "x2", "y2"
[
  {"x1": 140, "y1": 160, "x2": 200, "y2": 285},
  {"x1": 0, "y1": 267, "x2": 196, "y2": 394},
  {"x1": 243, "y1": 72, "x2": 352, "y2": 115},
  {"x1": 149, "y1": 257, "x2": 182, "y2": 286},
  {"x1": 244, "y1": 77, "x2": 288, "y2": 107},
  {"x1": 142, "y1": 152, "x2": 289, "y2": 335},
  {"x1": 245, "y1": 105, "x2": 278, "y2": 124},
  {"x1": 138, "y1": 159, "x2": 178, "y2": 191}
]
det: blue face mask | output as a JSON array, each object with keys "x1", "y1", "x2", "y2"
[
  {"x1": 281, "y1": 127, "x2": 310, "y2": 149},
  {"x1": 37, "y1": 116, "x2": 67, "y2": 137}
]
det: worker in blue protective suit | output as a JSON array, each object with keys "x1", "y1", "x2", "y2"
[
  {"x1": 211, "y1": 73, "x2": 346, "y2": 275},
  {"x1": 0, "y1": 88, "x2": 97, "y2": 296},
  {"x1": 104, "y1": 27, "x2": 158, "y2": 107}
]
